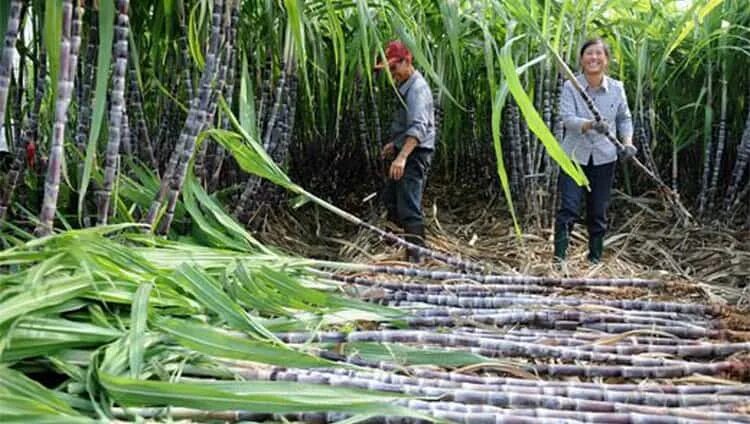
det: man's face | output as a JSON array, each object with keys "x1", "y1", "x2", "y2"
[{"x1": 388, "y1": 59, "x2": 410, "y2": 82}]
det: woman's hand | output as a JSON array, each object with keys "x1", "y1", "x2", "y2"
[
  {"x1": 582, "y1": 119, "x2": 609, "y2": 134},
  {"x1": 619, "y1": 142, "x2": 638, "y2": 160}
]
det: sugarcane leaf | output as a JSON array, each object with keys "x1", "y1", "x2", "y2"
[
  {"x1": 157, "y1": 318, "x2": 333, "y2": 368},
  {"x1": 663, "y1": 0, "x2": 725, "y2": 62},
  {"x1": 128, "y1": 282, "x2": 152, "y2": 378},
  {"x1": 239, "y1": 53, "x2": 258, "y2": 140},
  {"x1": 99, "y1": 372, "x2": 419, "y2": 414},
  {"x1": 171, "y1": 263, "x2": 279, "y2": 342},
  {"x1": 182, "y1": 176, "x2": 249, "y2": 252},
  {"x1": 186, "y1": 177, "x2": 269, "y2": 253},
  {"x1": 187, "y1": 0, "x2": 204, "y2": 69},
  {"x1": 2, "y1": 317, "x2": 121, "y2": 362},
  {"x1": 498, "y1": 44, "x2": 588, "y2": 187},
  {"x1": 79, "y1": 0, "x2": 115, "y2": 221},
  {"x1": 342, "y1": 342, "x2": 488, "y2": 367},
  {"x1": 0, "y1": 367, "x2": 78, "y2": 415},
  {"x1": 43, "y1": 0, "x2": 62, "y2": 100},
  {"x1": 0, "y1": 279, "x2": 90, "y2": 327},
  {"x1": 0, "y1": 415, "x2": 94, "y2": 424},
  {"x1": 490, "y1": 84, "x2": 521, "y2": 236}
]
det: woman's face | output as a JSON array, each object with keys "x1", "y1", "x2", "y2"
[{"x1": 580, "y1": 43, "x2": 608, "y2": 75}]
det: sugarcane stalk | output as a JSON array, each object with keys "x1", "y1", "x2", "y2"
[
  {"x1": 208, "y1": 1, "x2": 239, "y2": 191},
  {"x1": 75, "y1": 3, "x2": 97, "y2": 156},
  {"x1": 406, "y1": 308, "x2": 711, "y2": 329},
  {"x1": 706, "y1": 67, "x2": 728, "y2": 212},
  {"x1": 724, "y1": 89, "x2": 750, "y2": 210},
  {"x1": 545, "y1": 44, "x2": 693, "y2": 223},
  {"x1": 317, "y1": 345, "x2": 748, "y2": 379},
  {"x1": 120, "y1": 105, "x2": 131, "y2": 156},
  {"x1": 225, "y1": 365, "x2": 750, "y2": 421},
  {"x1": 438, "y1": 338, "x2": 750, "y2": 358},
  {"x1": 386, "y1": 293, "x2": 717, "y2": 315},
  {"x1": 97, "y1": 0, "x2": 129, "y2": 225},
  {"x1": 194, "y1": 0, "x2": 232, "y2": 186},
  {"x1": 312, "y1": 365, "x2": 750, "y2": 396},
  {"x1": 0, "y1": 0, "x2": 22, "y2": 131},
  {"x1": 256, "y1": 50, "x2": 272, "y2": 128},
  {"x1": 128, "y1": 63, "x2": 158, "y2": 171},
  {"x1": 177, "y1": 3, "x2": 194, "y2": 102},
  {"x1": 330, "y1": 266, "x2": 660, "y2": 288},
  {"x1": 155, "y1": 0, "x2": 225, "y2": 234},
  {"x1": 341, "y1": 277, "x2": 556, "y2": 295},
  {"x1": 279, "y1": 329, "x2": 738, "y2": 367},
  {"x1": 35, "y1": 0, "x2": 80, "y2": 236},
  {"x1": 454, "y1": 327, "x2": 708, "y2": 344},
  {"x1": 0, "y1": 48, "x2": 46, "y2": 221}
]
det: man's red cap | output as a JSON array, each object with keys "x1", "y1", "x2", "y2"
[{"x1": 375, "y1": 40, "x2": 413, "y2": 70}]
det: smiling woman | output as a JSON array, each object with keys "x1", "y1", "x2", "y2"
[{"x1": 554, "y1": 38, "x2": 636, "y2": 265}]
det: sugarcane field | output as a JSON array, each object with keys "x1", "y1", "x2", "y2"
[{"x1": 3, "y1": 0, "x2": 750, "y2": 422}]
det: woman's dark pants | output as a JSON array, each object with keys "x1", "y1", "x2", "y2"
[
  {"x1": 383, "y1": 148, "x2": 433, "y2": 261},
  {"x1": 554, "y1": 158, "x2": 616, "y2": 263}
]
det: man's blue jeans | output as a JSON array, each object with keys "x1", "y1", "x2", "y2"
[
  {"x1": 555, "y1": 158, "x2": 616, "y2": 239},
  {"x1": 383, "y1": 148, "x2": 433, "y2": 231}
]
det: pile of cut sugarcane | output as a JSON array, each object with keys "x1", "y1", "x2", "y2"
[
  {"x1": 4, "y1": 221, "x2": 750, "y2": 423},
  {"x1": 219, "y1": 266, "x2": 750, "y2": 423}
]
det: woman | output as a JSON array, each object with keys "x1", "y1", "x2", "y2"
[{"x1": 554, "y1": 38, "x2": 637, "y2": 264}]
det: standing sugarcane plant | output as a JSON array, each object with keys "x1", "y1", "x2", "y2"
[
  {"x1": 723, "y1": 88, "x2": 750, "y2": 213},
  {"x1": 35, "y1": 0, "x2": 82, "y2": 236},
  {"x1": 0, "y1": 0, "x2": 22, "y2": 151},
  {"x1": 0, "y1": 50, "x2": 45, "y2": 222},
  {"x1": 128, "y1": 64, "x2": 158, "y2": 171},
  {"x1": 155, "y1": 0, "x2": 226, "y2": 234},
  {"x1": 97, "y1": 0, "x2": 129, "y2": 225}
]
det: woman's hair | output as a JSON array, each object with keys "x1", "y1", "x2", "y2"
[{"x1": 579, "y1": 38, "x2": 610, "y2": 58}]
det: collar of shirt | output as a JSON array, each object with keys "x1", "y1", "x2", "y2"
[
  {"x1": 398, "y1": 70, "x2": 421, "y2": 96},
  {"x1": 578, "y1": 73, "x2": 609, "y2": 93}
]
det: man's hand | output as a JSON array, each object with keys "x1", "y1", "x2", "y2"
[
  {"x1": 381, "y1": 142, "x2": 396, "y2": 160},
  {"x1": 389, "y1": 156, "x2": 406, "y2": 180}
]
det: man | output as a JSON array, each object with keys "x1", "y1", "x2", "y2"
[{"x1": 376, "y1": 40, "x2": 435, "y2": 263}]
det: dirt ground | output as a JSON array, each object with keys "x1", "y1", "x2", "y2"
[{"x1": 256, "y1": 183, "x2": 750, "y2": 311}]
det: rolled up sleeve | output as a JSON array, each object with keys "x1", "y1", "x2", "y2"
[
  {"x1": 616, "y1": 84, "x2": 634, "y2": 138},
  {"x1": 560, "y1": 81, "x2": 588, "y2": 135},
  {"x1": 404, "y1": 86, "x2": 431, "y2": 144}
]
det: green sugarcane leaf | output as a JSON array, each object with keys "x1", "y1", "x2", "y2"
[
  {"x1": 99, "y1": 372, "x2": 420, "y2": 415},
  {"x1": 171, "y1": 263, "x2": 279, "y2": 342},
  {"x1": 79, "y1": 0, "x2": 115, "y2": 221},
  {"x1": 239, "y1": 54, "x2": 258, "y2": 140},
  {"x1": 183, "y1": 176, "x2": 249, "y2": 252},
  {"x1": 158, "y1": 318, "x2": 333, "y2": 368},
  {"x1": 187, "y1": 0, "x2": 204, "y2": 69},
  {"x1": 128, "y1": 282, "x2": 152, "y2": 378},
  {"x1": 663, "y1": 0, "x2": 725, "y2": 61},
  {"x1": 43, "y1": 0, "x2": 62, "y2": 100},
  {"x1": 0, "y1": 415, "x2": 94, "y2": 424},
  {"x1": 0, "y1": 395, "x2": 60, "y2": 416},
  {"x1": 0, "y1": 279, "x2": 90, "y2": 327},
  {"x1": 489, "y1": 84, "x2": 521, "y2": 236},
  {"x1": 498, "y1": 45, "x2": 588, "y2": 187},
  {"x1": 2, "y1": 317, "x2": 121, "y2": 361},
  {"x1": 205, "y1": 120, "x2": 293, "y2": 189},
  {"x1": 342, "y1": 342, "x2": 488, "y2": 367},
  {"x1": 0, "y1": 367, "x2": 78, "y2": 415}
]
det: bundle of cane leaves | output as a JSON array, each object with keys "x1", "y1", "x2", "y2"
[{"x1": 0, "y1": 216, "x2": 418, "y2": 421}]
